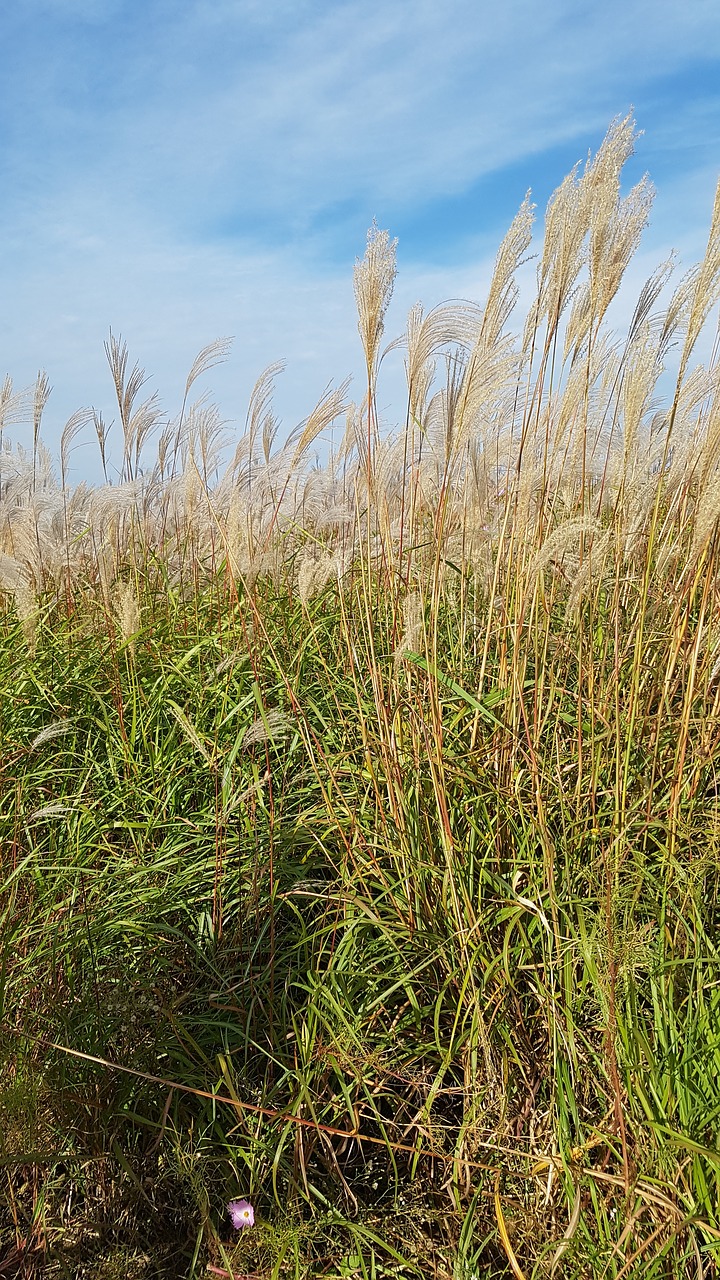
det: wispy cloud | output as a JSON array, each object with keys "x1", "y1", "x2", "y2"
[{"x1": 6, "y1": 0, "x2": 720, "y2": 232}]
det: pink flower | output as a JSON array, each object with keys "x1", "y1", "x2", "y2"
[{"x1": 227, "y1": 1199, "x2": 254, "y2": 1229}]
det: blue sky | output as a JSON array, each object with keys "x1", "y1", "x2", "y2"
[{"x1": 0, "y1": 0, "x2": 719, "y2": 477}]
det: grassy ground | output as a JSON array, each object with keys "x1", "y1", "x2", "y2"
[
  {"x1": 2, "y1": 559, "x2": 720, "y2": 1277},
  {"x1": 1, "y1": 116, "x2": 720, "y2": 1276}
]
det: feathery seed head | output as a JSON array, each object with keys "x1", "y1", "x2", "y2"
[
  {"x1": 31, "y1": 719, "x2": 74, "y2": 750},
  {"x1": 114, "y1": 580, "x2": 141, "y2": 653},
  {"x1": 297, "y1": 549, "x2": 341, "y2": 604},
  {"x1": 243, "y1": 709, "x2": 293, "y2": 749},
  {"x1": 30, "y1": 802, "x2": 74, "y2": 822},
  {"x1": 14, "y1": 584, "x2": 39, "y2": 654},
  {"x1": 395, "y1": 591, "x2": 424, "y2": 668},
  {"x1": 354, "y1": 220, "x2": 398, "y2": 377}
]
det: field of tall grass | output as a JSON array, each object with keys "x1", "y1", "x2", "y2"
[{"x1": 1, "y1": 115, "x2": 720, "y2": 1278}]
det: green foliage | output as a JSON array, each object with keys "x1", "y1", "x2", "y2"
[{"x1": 1, "y1": 561, "x2": 719, "y2": 1278}]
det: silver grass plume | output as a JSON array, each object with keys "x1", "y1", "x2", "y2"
[
  {"x1": 287, "y1": 379, "x2": 352, "y2": 468},
  {"x1": 60, "y1": 408, "x2": 93, "y2": 488},
  {"x1": 666, "y1": 365, "x2": 719, "y2": 494},
  {"x1": 592, "y1": 177, "x2": 654, "y2": 328},
  {"x1": 259, "y1": 380, "x2": 351, "y2": 548},
  {"x1": 214, "y1": 647, "x2": 249, "y2": 676},
  {"x1": 480, "y1": 193, "x2": 535, "y2": 349},
  {"x1": 585, "y1": 115, "x2": 653, "y2": 330},
  {"x1": 30, "y1": 802, "x2": 75, "y2": 822},
  {"x1": 297, "y1": 549, "x2": 342, "y2": 604},
  {"x1": 404, "y1": 300, "x2": 483, "y2": 425},
  {"x1": 563, "y1": 285, "x2": 593, "y2": 364},
  {"x1": 656, "y1": 265, "x2": 701, "y2": 361},
  {"x1": 32, "y1": 371, "x2": 51, "y2": 489},
  {"x1": 31, "y1": 719, "x2": 75, "y2": 750},
  {"x1": 532, "y1": 119, "x2": 641, "y2": 350},
  {"x1": 527, "y1": 516, "x2": 603, "y2": 582},
  {"x1": 566, "y1": 526, "x2": 613, "y2": 615},
  {"x1": 180, "y1": 337, "x2": 233, "y2": 432},
  {"x1": 0, "y1": 551, "x2": 30, "y2": 592},
  {"x1": 532, "y1": 161, "x2": 590, "y2": 336},
  {"x1": 405, "y1": 302, "x2": 436, "y2": 428},
  {"x1": 429, "y1": 202, "x2": 533, "y2": 470},
  {"x1": 339, "y1": 403, "x2": 366, "y2": 470},
  {"x1": 13, "y1": 584, "x2": 39, "y2": 654},
  {"x1": 688, "y1": 373, "x2": 720, "y2": 563},
  {"x1": 114, "y1": 579, "x2": 141, "y2": 654},
  {"x1": 0, "y1": 377, "x2": 33, "y2": 439},
  {"x1": 691, "y1": 469, "x2": 720, "y2": 564},
  {"x1": 627, "y1": 258, "x2": 675, "y2": 345},
  {"x1": 696, "y1": 381, "x2": 720, "y2": 492},
  {"x1": 676, "y1": 178, "x2": 720, "y2": 387},
  {"x1": 243, "y1": 361, "x2": 286, "y2": 466},
  {"x1": 621, "y1": 327, "x2": 664, "y2": 479},
  {"x1": 92, "y1": 410, "x2": 109, "y2": 482},
  {"x1": 354, "y1": 220, "x2": 398, "y2": 382},
  {"x1": 394, "y1": 590, "x2": 424, "y2": 667},
  {"x1": 447, "y1": 336, "x2": 518, "y2": 466},
  {"x1": 243, "y1": 709, "x2": 293, "y2": 749},
  {"x1": 185, "y1": 400, "x2": 229, "y2": 482},
  {"x1": 105, "y1": 332, "x2": 146, "y2": 458},
  {"x1": 105, "y1": 332, "x2": 164, "y2": 481}
]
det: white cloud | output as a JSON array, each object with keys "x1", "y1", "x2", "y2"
[
  {"x1": 5, "y1": 0, "x2": 720, "y2": 229},
  {"x1": 96, "y1": 0, "x2": 713, "y2": 234}
]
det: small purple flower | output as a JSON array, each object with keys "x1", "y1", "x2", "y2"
[{"x1": 227, "y1": 1199, "x2": 255, "y2": 1230}]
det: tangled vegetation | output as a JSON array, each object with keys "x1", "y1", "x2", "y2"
[{"x1": 1, "y1": 116, "x2": 720, "y2": 1277}]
